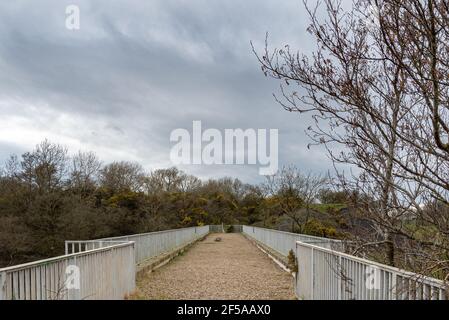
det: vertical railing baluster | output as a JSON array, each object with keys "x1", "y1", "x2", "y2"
[
  {"x1": 0, "y1": 271, "x2": 6, "y2": 300},
  {"x1": 311, "y1": 247, "x2": 315, "y2": 300},
  {"x1": 338, "y1": 255, "x2": 342, "y2": 300}
]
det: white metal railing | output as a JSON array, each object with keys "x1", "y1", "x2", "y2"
[
  {"x1": 6, "y1": 224, "x2": 445, "y2": 300},
  {"x1": 0, "y1": 242, "x2": 135, "y2": 300},
  {"x1": 209, "y1": 225, "x2": 243, "y2": 233},
  {"x1": 295, "y1": 241, "x2": 448, "y2": 300},
  {"x1": 67, "y1": 226, "x2": 210, "y2": 265},
  {"x1": 231, "y1": 225, "x2": 243, "y2": 233},
  {"x1": 242, "y1": 225, "x2": 344, "y2": 257},
  {"x1": 1, "y1": 226, "x2": 209, "y2": 300},
  {"x1": 65, "y1": 240, "x2": 129, "y2": 255},
  {"x1": 209, "y1": 225, "x2": 225, "y2": 233}
]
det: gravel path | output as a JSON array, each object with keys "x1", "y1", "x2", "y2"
[{"x1": 133, "y1": 233, "x2": 296, "y2": 300}]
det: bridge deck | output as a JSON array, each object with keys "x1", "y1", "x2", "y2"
[{"x1": 132, "y1": 233, "x2": 296, "y2": 300}]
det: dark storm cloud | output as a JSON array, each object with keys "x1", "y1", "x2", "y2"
[{"x1": 0, "y1": 0, "x2": 333, "y2": 182}]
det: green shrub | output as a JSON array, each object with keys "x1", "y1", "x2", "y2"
[{"x1": 287, "y1": 250, "x2": 298, "y2": 273}]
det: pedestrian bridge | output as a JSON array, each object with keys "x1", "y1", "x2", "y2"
[{"x1": 0, "y1": 225, "x2": 446, "y2": 300}]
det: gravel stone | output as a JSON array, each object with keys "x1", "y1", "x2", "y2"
[{"x1": 133, "y1": 233, "x2": 296, "y2": 300}]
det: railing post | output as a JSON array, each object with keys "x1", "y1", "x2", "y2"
[
  {"x1": 311, "y1": 248, "x2": 314, "y2": 300},
  {"x1": 391, "y1": 272, "x2": 397, "y2": 300},
  {"x1": 65, "y1": 241, "x2": 69, "y2": 255},
  {"x1": 0, "y1": 271, "x2": 6, "y2": 300},
  {"x1": 338, "y1": 256, "x2": 342, "y2": 300}
]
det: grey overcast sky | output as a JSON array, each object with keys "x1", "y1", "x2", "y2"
[{"x1": 0, "y1": 0, "x2": 335, "y2": 183}]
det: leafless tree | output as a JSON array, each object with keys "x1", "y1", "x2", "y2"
[
  {"x1": 264, "y1": 166, "x2": 328, "y2": 232},
  {"x1": 254, "y1": 0, "x2": 449, "y2": 273},
  {"x1": 19, "y1": 140, "x2": 69, "y2": 194},
  {"x1": 99, "y1": 161, "x2": 145, "y2": 193},
  {"x1": 144, "y1": 168, "x2": 186, "y2": 194},
  {"x1": 70, "y1": 151, "x2": 102, "y2": 196}
]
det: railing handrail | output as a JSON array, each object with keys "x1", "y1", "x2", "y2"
[
  {"x1": 0, "y1": 241, "x2": 135, "y2": 273},
  {"x1": 65, "y1": 240, "x2": 129, "y2": 244},
  {"x1": 296, "y1": 240, "x2": 446, "y2": 288},
  {"x1": 246, "y1": 226, "x2": 342, "y2": 243},
  {"x1": 95, "y1": 226, "x2": 204, "y2": 241}
]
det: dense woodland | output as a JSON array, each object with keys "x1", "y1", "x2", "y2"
[
  {"x1": 0, "y1": 140, "x2": 353, "y2": 268},
  {"x1": 1, "y1": 140, "x2": 444, "y2": 281}
]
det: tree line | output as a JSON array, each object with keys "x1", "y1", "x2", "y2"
[{"x1": 0, "y1": 140, "x2": 348, "y2": 268}]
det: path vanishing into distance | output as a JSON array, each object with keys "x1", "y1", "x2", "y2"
[{"x1": 132, "y1": 233, "x2": 296, "y2": 300}]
